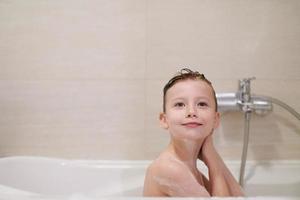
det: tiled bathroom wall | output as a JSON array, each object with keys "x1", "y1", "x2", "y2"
[{"x1": 0, "y1": 0, "x2": 299, "y2": 160}]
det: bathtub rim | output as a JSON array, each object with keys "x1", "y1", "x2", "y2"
[{"x1": 0, "y1": 155, "x2": 300, "y2": 170}]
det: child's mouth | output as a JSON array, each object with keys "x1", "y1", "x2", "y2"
[{"x1": 182, "y1": 122, "x2": 202, "y2": 128}]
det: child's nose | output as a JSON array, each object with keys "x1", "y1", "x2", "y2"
[{"x1": 186, "y1": 106, "x2": 198, "y2": 118}]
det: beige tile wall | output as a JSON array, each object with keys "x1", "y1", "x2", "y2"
[{"x1": 0, "y1": 0, "x2": 299, "y2": 160}]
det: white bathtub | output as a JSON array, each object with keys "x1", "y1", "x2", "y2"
[{"x1": 0, "y1": 156, "x2": 299, "y2": 200}]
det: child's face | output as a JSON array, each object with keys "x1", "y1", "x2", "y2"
[{"x1": 160, "y1": 79, "x2": 219, "y2": 141}]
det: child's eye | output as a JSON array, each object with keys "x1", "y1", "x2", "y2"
[
  {"x1": 197, "y1": 102, "x2": 208, "y2": 107},
  {"x1": 174, "y1": 102, "x2": 185, "y2": 107}
]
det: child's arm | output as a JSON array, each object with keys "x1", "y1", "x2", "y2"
[{"x1": 200, "y1": 135, "x2": 244, "y2": 197}]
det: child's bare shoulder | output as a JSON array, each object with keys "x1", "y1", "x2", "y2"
[
  {"x1": 148, "y1": 152, "x2": 188, "y2": 180},
  {"x1": 144, "y1": 153, "x2": 188, "y2": 196}
]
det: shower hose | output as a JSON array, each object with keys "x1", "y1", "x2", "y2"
[{"x1": 239, "y1": 95, "x2": 300, "y2": 187}]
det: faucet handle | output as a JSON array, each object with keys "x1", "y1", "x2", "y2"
[
  {"x1": 240, "y1": 77, "x2": 256, "y2": 84},
  {"x1": 239, "y1": 77, "x2": 256, "y2": 89},
  {"x1": 238, "y1": 77, "x2": 256, "y2": 105}
]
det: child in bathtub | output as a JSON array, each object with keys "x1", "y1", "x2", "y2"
[{"x1": 143, "y1": 68, "x2": 244, "y2": 197}]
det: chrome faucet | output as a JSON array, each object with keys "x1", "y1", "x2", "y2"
[{"x1": 217, "y1": 77, "x2": 272, "y2": 115}]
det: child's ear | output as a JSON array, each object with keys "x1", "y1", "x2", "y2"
[
  {"x1": 159, "y1": 112, "x2": 169, "y2": 129},
  {"x1": 213, "y1": 112, "x2": 220, "y2": 129}
]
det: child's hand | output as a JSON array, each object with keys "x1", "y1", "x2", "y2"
[{"x1": 198, "y1": 134, "x2": 215, "y2": 164}]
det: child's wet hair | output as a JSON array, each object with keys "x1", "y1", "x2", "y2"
[{"x1": 163, "y1": 68, "x2": 218, "y2": 112}]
